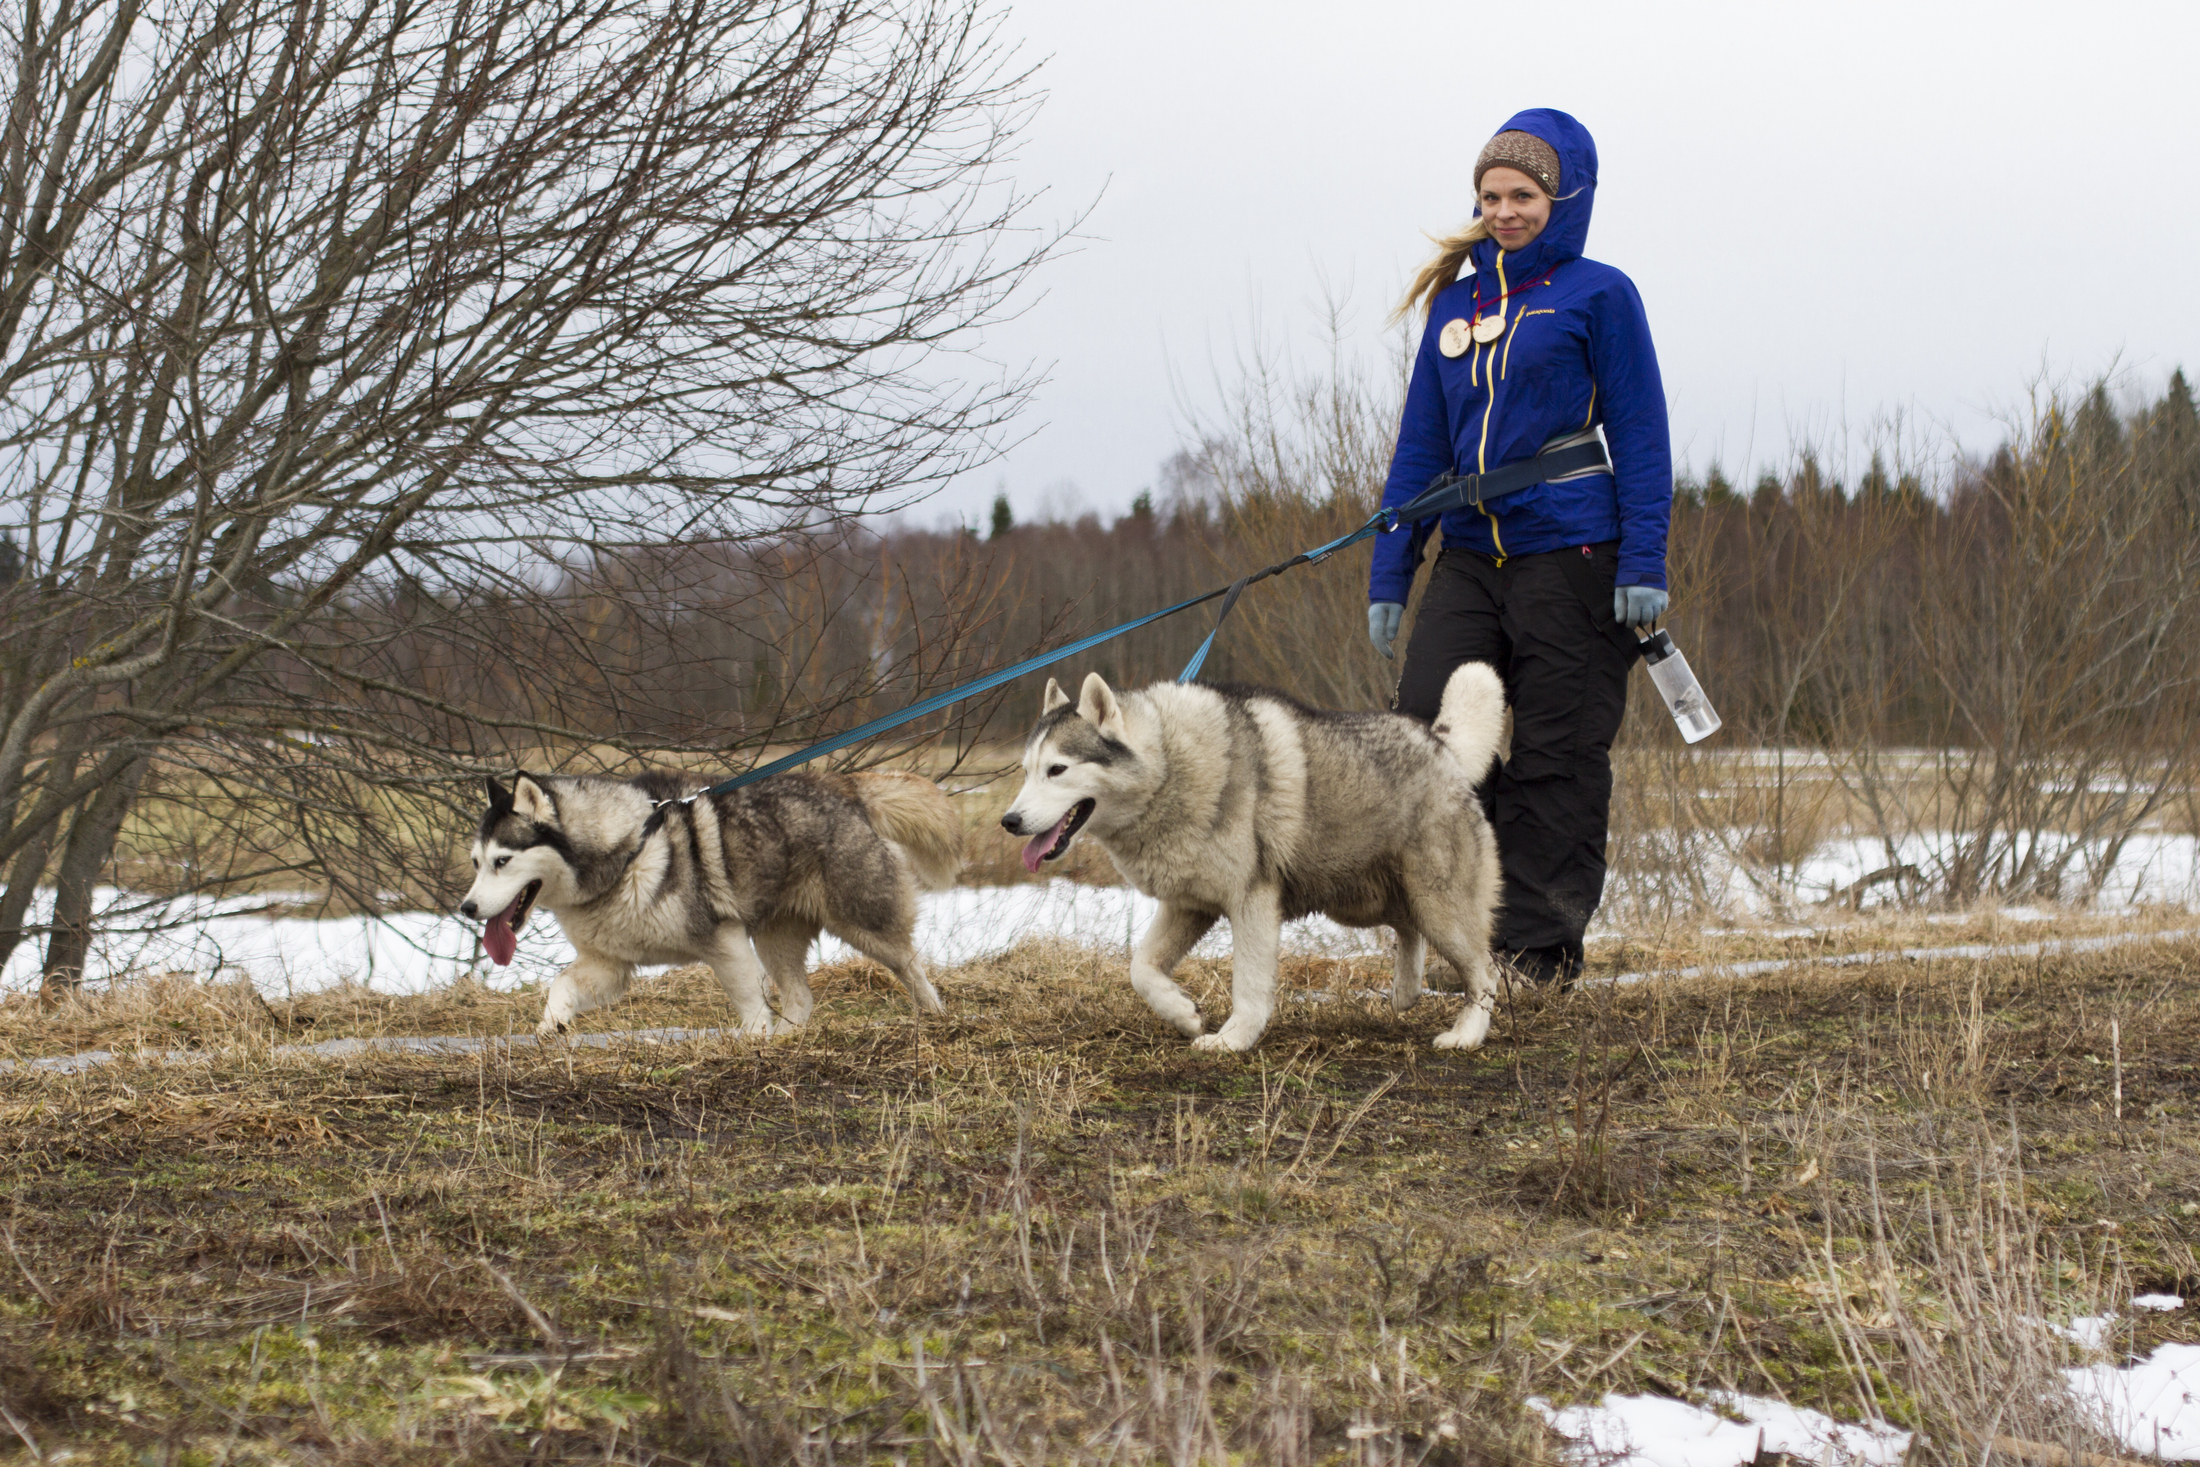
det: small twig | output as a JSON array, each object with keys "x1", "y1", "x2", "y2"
[
  {"x1": 3, "y1": 1228, "x2": 58, "y2": 1309},
  {"x1": 1583, "y1": 1327, "x2": 1650, "y2": 1381},
  {"x1": 0, "y1": 1400, "x2": 42, "y2": 1465},
  {"x1": 1291, "y1": 1073, "x2": 1399, "y2": 1180},
  {"x1": 479, "y1": 1260, "x2": 561, "y2": 1350},
  {"x1": 370, "y1": 1190, "x2": 398, "y2": 1266},
  {"x1": 1957, "y1": 1428, "x2": 2154, "y2": 1467},
  {"x1": 2110, "y1": 1015, "x2": 2122, "y2": 1125}
]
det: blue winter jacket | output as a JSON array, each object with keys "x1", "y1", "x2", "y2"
[{"x1": 1368, "y1": 108, "x2": 1672, "y2": 604}]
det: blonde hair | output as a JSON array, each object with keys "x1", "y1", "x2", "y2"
[
  {"x1": 1393, "y1": 166, "x2": 1567, "y2": 324},
  {"x1": 1392, "y1": 218, "x2": 1490, "y2": 325}
]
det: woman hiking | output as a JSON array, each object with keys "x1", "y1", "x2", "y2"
[{"x1": 1367, "y1": 107, "x2": 1672, "y2": 989}]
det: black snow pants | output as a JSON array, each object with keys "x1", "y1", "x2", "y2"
[{"x1": 1391, "y1": 541, "x2": 1634, "y2": 958}]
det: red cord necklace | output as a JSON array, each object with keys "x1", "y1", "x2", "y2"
[
  {"x1": 1440, "y1": 261, "x2": 1561, "y2": 357},
  {"x1": 1468, "y1": 265, "x2": 1559, "y2": 340}
]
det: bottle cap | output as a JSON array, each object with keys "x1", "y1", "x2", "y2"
[{"x1": 1639, "y1": 628, "x2": 1676, "y2": 663}]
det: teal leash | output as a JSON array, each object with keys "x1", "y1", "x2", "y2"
[
  {"x1": 675, "y1": 433, "x2": 1609, "y2": 801},
  {"x1": 690, "y1": 513, "x2": 1387, "y2": 801}
]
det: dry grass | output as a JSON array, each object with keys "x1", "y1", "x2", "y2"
[{"x1": 0, "y1": 932, "x2": 2194, "y2": 1463}]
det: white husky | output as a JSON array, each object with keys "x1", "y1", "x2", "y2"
[{"x1": 1000, "y1": 664, "x2": 1508, "y2": 1052}]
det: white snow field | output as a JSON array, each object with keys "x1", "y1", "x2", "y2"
[
  {"x1": 1729, "y1": 832, "x2": 2200, "y2": 913},
  {"x1": 2069, "y1": 1341, "x2": 2200, "y2": 1460},
  {"x1": 0, "y1": 880, "x2": 1379, "y2": 998},
  {"x1": 2, "y1": 828, "x2": 2197, "y2": 999},
  {"x1": 1530, "y1": 1391, "x2": 1911, "y2": 1467},
  {"x1": 1534, "y1": 1297, "x2": 2197, "y2": 1467}
]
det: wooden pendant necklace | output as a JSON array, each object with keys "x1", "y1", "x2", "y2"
[{"x1": 1439, "y1": 262, "x2": 1561, "y2": 359}]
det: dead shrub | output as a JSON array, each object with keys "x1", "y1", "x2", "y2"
[{"x1": 343, "y1": 1257, "x2": 540, "y2": 1345}]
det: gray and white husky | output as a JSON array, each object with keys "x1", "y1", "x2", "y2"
[
  {"x1": 459, "y1": 769, "x2": 962, "y2": 1037},
  {"x1": 1000, "y1": 664, "x2": 1508, "y2": 1053}
]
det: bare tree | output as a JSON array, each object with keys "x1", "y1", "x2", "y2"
[
  {"x1": 0, "y1": 0, "x2": 1055, "y2": 994},
  {"x1": 1182, "y1": 311, "x2": 1407, "y2": 712},
  {"x1": 1903, "y1": 386, "x2": 2200, "y2": 904}
]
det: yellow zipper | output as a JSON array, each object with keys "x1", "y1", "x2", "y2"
[
  {"x1": 1477, "y1": 250, "x2": 1508, "y2": 562},
  {"x1": 1504, "y1": 309, "x2": 1553, "y2": 379},
  {"x1": 1474, "y1": 249, "x2": 1507, "y2": 474}
]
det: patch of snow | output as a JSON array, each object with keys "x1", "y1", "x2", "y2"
[
  {"x1": 1698, "y1": 925, "x2": 1819, "y2": 939},
  {"x1": 1924, "y1": 906, "x2": 2056, "y2": 925},
  {"x1": 0, "y1": 885, "x2": 547, "y2": 998},
  {"x1": 1617, "y1": 830, "x2": 2200, "y2": 918},
  {"x1": 2065, "y1": 1342, "x2": 2200, "y2": 1460},
  {"x1": 1806, "y1": 834, "x2": 2200, "y2": 913},
  {"x1": 813, "y1": 880, "x2": 1389, "y2": 972},
  {"x1": 1530, "y1": 1391, "x2": 1909, "y2": 1467},
  {"x1": 2134, "y1": 1295, "x2": 2187, "y2": 1312},
  {"x1": 0, "y1": 880, "x2": 1394, "y2": 999},
  {"x1": 1594, "y1": 927, "x2": 2200, "y2": 990},
  {"x1": 2046, "y1": 1314, "x2": 2119, "y2": 1351}
]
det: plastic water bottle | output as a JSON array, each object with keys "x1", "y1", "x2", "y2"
[{"x1": 1640, "y1": 629, "x2": 1721, "y2": 743}]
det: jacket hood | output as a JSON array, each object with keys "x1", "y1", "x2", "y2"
[{"x1": 1470, "y1": 108, "x2": 1597, "y2": 276}]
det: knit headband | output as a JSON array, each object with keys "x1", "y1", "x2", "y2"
[{"x1": 1474, "y1": 131, "x2": 1560, "y2": 198}]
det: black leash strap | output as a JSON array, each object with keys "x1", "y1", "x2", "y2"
[
  {"x1": 1175, "y1": 433, "x2": 1612, "y2": 683},
  {"x1": 1390, "y1": 434, "x2": 1610, "y2": 525}
]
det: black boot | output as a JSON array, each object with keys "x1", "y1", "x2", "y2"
[{"x1": 1502, "y1": 943, "x2": 1583, "y2": 990}]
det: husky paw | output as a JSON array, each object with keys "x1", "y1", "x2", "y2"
[
  {"x1": 770, "y1": 1016, "x2": 805, "y2": 1038},
  {"x1": 1433, "y1": 1002, "x2": 1493, "y2": 1051},
  {"x1": 535, "y1": 1016, "x2": 571, "y2": 1038},
  {"x1": 1390, "y1": 980, "x2": 1422, "y2": 1013},
  {"x1": 1192, "y1": 1023, "x2": 1262, "y2": 1054}
]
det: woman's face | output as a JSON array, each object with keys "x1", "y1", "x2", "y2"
[{"x1": 1478, "y1": 166, "x2": 1551, "y2": 253}]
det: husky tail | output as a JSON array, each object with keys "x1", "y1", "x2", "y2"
[
  {"x1": 1432, "y1": 662, "x2": 1508, "y2": 781},
  {"x1": 851, "y1": 772, "x2": 964, "y2": 891}
]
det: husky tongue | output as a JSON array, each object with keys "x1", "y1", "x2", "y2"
[
  {"x1": 1021, "y1": 811, "x2": 1074, "y2": 874},
  {"x1": 483, "y1": 912, "x2": 517, "y2": 967}
]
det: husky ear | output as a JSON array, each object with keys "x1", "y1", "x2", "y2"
[
  {"x1": 1042, "y1": 677, "x2": 1071, "y2": 715},
  {"x1": 511, "y1": 773, "x2": 556, "y2": 824},
  {"x1": 1077, "y1": 672, "x2": 1127, "y2": 739},
  {"x1": 485, "y1": 776, "x2": 514, "y2": 813}
]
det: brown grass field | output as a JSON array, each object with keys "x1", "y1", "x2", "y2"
[{"x1": 0, "y1": 919, "x2": 2195, "y2": 1465}]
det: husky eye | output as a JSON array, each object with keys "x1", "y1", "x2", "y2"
[
  {"x1": 1046, "y1": 763, "x2": 1067, "y2": 778},
  {"x1": 494, "y1": 855, "x2": 510, "y2": 870}
]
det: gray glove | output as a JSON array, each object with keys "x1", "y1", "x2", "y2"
[
  {"x1": 1613, "y1": 586, "x2": 1669, "y2": 628},
  {"x1": 1368, "y1": 601, "x2": 1404, "y2": 659}
]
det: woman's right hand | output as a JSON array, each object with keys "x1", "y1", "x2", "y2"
[{"x1": 1368, "y1": 602, "x2": 1404, "y2": 659}]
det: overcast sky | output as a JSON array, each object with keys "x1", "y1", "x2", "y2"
[{"x1": 921, "y1": 0, "x2": 2200, "y2": 527}]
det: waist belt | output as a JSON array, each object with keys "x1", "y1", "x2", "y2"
[{"x1": 1385, "y1": 429, "x2": 1610, "y2": 526}]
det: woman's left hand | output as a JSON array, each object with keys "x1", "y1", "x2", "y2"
[{"x1": 1613, "y1": 586, "x2": 1668, "y2": 628}]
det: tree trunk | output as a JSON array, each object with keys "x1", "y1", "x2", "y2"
[
  {"x1": 39, "y1": 758, "x2": 147, "y2": 1003},
  {"x1": 0, "y1": 827, "x2": 55, "y2": 978},
  {"x1": 0, "y1": 736, "x2": 86, "y2": 976}
]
